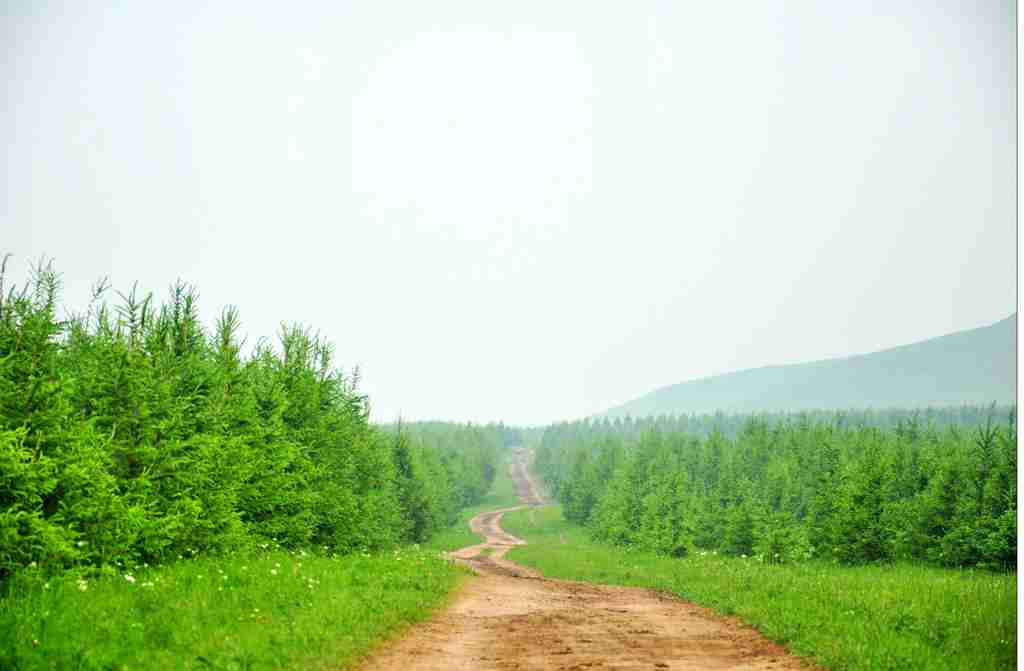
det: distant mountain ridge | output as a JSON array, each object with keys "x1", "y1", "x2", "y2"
[{"x1": 601, "y1": 315, "x2": 1017, "y2": 418}]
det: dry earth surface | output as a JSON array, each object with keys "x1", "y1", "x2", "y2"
[{"x1": 359, "y1": 451, "x2": 815, "y2": 671}]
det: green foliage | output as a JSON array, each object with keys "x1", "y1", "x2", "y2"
[
  {"x1": 534, "y1": 408, "x2": 1017, "y2": 569},
  {"x1": 422, "y1": 455, "x2": 521, "y2": 553},
  {"x1": 504, "y1": 505, "x2": 1016, "y2": 671},
  {"x1": 382, "y1": 421, "x2": 507, "y2": 510},
  {"x1": 0, "y1": 258, "x2": 504, "y2": 580}
]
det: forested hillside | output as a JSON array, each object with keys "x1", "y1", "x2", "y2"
[
  {"x1": 0, "y1": 261, "x2": 503, "y2": 580},
  {"x1": 534, "y1": 407, "x2": 1016, "y2": 569},
  {"x1": 603, "y1": 315, "x2": 1016, "y2": 417}
]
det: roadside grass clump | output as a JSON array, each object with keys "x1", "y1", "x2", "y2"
[
  {"x1": 504, "y1": 505, "x2": 1015, "y2": 671},
  {"x1": 0, "y1": 547, "x2": 465, "y2": 671},
  {"x1": 423, "y1": 457, "x2": 521, "y2": 553}
]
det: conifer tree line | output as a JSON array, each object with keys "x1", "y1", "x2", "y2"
[
  {"x1": 574, "y1": 406, "x2": 1015, "y2": 442},
  {"x1": 0, "y1": 261, "x2": 505, "y2": 579},
  {"x1": 534, "y1": 408, "x2": 1016, "y2": 569},
  {"x1": 377, "y1": 421, "x2": 518, "y2": 543}
]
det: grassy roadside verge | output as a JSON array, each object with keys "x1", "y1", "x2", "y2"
[
  {"x1": 1, "y1": 548, "x2": 462, "y2": 671},
  {"x1": 423, "y1": 455, "x2": 521, "y2": 553},
  {"x1": 503, "y1": 505, "x2": 1016, "y2": 671}
]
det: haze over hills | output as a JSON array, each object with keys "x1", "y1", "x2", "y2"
[{"x1": 601, "y1": 315, "x2": 1017, "y2": 419}]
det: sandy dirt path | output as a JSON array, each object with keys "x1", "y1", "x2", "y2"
[{"x1": 359, "y1": 449, "x2": 813, "y2": 671}]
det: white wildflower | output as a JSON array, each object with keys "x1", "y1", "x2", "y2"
[{"x1": 124, "y1": 574, "x2": 136, "y2": 583}]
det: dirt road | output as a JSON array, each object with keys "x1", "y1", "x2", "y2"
[{"x1": 359, "y1": 450, "x2": 811, "y2": 671}]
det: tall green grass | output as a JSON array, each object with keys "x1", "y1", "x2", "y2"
[
  {"x1": 504, "y1": 505, "x2": 1015, "y2": 671},
  {"x1": 1, "y1": 547, "x2": 464, "y2": 671}
]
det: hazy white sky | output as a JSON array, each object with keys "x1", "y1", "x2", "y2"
[{"x1": 3, "y1": 1, "x2": 1016, "y2": 425}]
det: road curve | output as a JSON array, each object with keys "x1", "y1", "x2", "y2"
[{"x1": 359, "y1": 449, "x2": 813, "y2": 671}]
